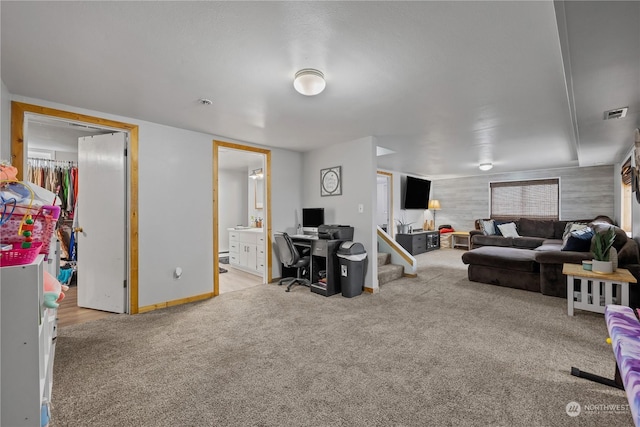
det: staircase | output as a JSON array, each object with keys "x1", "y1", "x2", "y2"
[{"x1": 377, "y1": 252, "x2": 404, "y2": 286}]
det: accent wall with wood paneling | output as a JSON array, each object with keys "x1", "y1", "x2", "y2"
[{"x1": 431, "y1": 165, "x2": 615, "y2": 232}]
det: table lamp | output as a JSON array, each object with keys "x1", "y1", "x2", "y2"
[{"x1": 428, "y1": 200, "x2": 441, "y2": 230}]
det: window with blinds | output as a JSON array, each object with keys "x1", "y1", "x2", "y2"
[{"x1": 490, "y1": 178, "x2": 559, "y2": 220}]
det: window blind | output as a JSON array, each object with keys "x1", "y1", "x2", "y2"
[
  {"x1": 621, "y1": 158, "x2": 632, "y2": 186},
  {"x1": 490, "y1": 178, "x2": 559, "y2": 220}
]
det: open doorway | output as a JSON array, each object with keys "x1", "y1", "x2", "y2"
[
  {"x1": 213, "y1": 141, "x2": 272, "y2": 296},
  {"x1": 11, "y1": 101, "x2": 140, "y2": 318},
  {"x1": 377, "y1": 171, "x2": 393, "y2": 236}
]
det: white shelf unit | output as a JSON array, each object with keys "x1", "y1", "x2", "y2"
[
  {"x1": 228, "y1": 229, "x2": 265, "y2": 277},
  {"x1": 1, "y1": 255, "x2": 57, "y2": 426}
]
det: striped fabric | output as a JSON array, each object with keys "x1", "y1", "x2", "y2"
[{"x1": 605, "y1": 305, "x2": 640, "y2": 427}]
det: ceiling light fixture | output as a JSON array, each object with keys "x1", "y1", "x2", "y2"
[
  {"x1": 479, "y1": 163, "x2": 493, "y2": 171},
  {"x1": 293, "y1": 69, "x2": 326, "y2": 96},
  {"x1": 198, "y1": 98, "x2": 213, "y2": 105}
]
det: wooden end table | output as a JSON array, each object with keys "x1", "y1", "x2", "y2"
[{"x1": 562, "y1": 263, "x2": 637, "y2": 316}]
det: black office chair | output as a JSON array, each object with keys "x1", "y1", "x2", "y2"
[{"x1": 274, "y1": 232, "x2": 310, "y2": 292}]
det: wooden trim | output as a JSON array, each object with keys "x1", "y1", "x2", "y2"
[
  {"x1": 377, "y1": 228, "x2": 415, "y2": 266},
  {"x1": 213, "y1": 140, "x2": 272, "y2": 298},
  {"x1": 364, "y1": 287, "x2": 374, "y2": 293},
  {"x1": 138, "y1": 292, "x2": 214, "y2": 314},
  {"x1": 403, "y1": 273, "x2": 418, "y2": 278},
  {"x1": 11, "y1": 102, "x2": 140, "y2": 314}
]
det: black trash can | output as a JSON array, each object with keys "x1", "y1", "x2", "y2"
[{"x1": 337, "y1": 242, "x2": 367, "y2": 298}]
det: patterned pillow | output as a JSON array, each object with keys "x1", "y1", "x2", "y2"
[
  {"x1": 562, "y1": 222, "x2": 588, "y2": 240},
  {"x1": 561, "y1": 226, "x2": 594, "y2": 252},
  {"x1": 480, "y1": 219, "x2": 496, "y2": 236}
]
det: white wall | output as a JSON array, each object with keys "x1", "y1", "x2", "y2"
[
  {"x1": 270, "y1": 148, "x2": 303, "y2": 278},
  {"x1": 219, "y1": 170, "x2": 248, "y2": 253},
  {"x1": 0, "y1": 80, "x2": 10, "y2": 160},
  {"x1": 376, "y1": 169, "x2": 431, "y2": 234},
  {"x1": 4, "y1": 93, "x2": 303, "y2": 308},
  {"x1": 302, "y1": 137, "x2": 378, "y2": 290}
]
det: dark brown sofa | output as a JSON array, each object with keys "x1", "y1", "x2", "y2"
[{"x1": 462, "y1": 217, "x2": 640, "y2": 301}]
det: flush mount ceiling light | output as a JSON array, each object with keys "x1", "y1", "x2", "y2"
[
  {"x1": 293, "y1": 69, "x2": 326, "y2": 96},
  {"x1": 479, "y1": 163, "x2": 493, "y2": 171}
]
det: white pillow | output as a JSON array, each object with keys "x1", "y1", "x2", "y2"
[{"x1": 497, "y1": 222, "x2": 520, "y2": 238}]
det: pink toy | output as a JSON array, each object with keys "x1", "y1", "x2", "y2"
[{"x1": 43, "y1": 270, "x2": 68, "y2": 309}]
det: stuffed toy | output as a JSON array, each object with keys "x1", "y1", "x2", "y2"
[{"x1": 43, "y1": 270, "x2": 68, "y2": 309}]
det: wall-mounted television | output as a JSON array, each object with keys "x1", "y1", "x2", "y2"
[
  {"x1": 403, "y1": 176, "x2": 431, "y2": 209},
  {"x1": 302, "y1": 208, "x2": 325, "y2": 234}
]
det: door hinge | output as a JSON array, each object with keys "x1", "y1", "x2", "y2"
[{"x1": 123, "y1": 279, "x2": 127, "y2": 288}]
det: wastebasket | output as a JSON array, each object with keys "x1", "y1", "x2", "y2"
[{"x1": 337, "y1": 241, "x2": 367, "y2": 298}]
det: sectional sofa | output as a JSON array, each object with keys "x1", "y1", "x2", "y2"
[{"x1": 461, "y1": 217, "x2": 640, "y2": 302}]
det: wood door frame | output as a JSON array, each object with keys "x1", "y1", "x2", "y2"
[
  {"x1": 11, "y1": 101, "x2": 140, "y2": 313},
  {"x1": 213, "y1": 140, "x2": 272, "y2": 296}
]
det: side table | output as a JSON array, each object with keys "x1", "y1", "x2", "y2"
[
  {"x1": 562, "y1": 263, "x2": 637, "y2": 316},
  {"x1": 451, "y1": 232, "x2": 471, "y2": 250}
]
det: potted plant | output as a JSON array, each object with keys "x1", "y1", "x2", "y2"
[{"x1": 592, "y1": 227, "x2": 616, "y2": 274}]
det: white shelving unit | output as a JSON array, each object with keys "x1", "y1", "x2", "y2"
[{"x1": 1, "y1": 255, "x2": 57, "y2": 426}]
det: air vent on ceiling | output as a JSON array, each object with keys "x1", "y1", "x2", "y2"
[{"x1": 603, "y1": 107, "x2": 628, "y2": 120}]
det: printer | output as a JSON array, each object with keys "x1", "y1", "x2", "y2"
[{"x1": 318, "y1": 224, "x2": 354, "y2": 240}]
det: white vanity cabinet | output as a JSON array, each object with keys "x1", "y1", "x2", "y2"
[
  {"x1": 228, "y1": 228, "x2": 265, "y2": 277},
  {"x1": 1, "y1": 255, "x2": 57, "y2": 426}
]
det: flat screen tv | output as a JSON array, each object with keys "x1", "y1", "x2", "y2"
[
  {"x1": 302, "y1": 208, "x2": 325, "y2": 234},
  {"x1": 403, "y1": 176, "x2": 431, "y2": 209}
]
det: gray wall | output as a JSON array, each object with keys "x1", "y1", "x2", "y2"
[
  {"x1": 1, "y1": 80, "x2": 10, "y2": 160},
  {"x1": 218, "y1": 170, "x2": 249, "y2": 253},
  {"x1": 3, "y1": 92, "x2": 304, "y2": 307},
  {"x1": 303, "y1": 137, "x2": 378, "y2": 289},
  {"x1": 431, "y1": 165, "x2": 615, "y2": 232}
]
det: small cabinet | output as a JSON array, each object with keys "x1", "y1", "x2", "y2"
[
  {"x1": 228, "y1": 229, "x2": 264, "y2": 277},
  {"x1": 396, "y1": 231, "x2": 440, "y2": 255},
  {"x1": 1, "y1": 255, "x2": 57, "y2": 426}
]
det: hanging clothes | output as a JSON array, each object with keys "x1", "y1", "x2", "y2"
[{"x1": 27, "y1": 158, "x2": 78, "y2": 215}]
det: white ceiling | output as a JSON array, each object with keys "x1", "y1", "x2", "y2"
[{"x1": 2, "y1": 1, "x2": 638, "y2": 178}]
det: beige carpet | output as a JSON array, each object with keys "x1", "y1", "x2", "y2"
[{"x1": 52, "y1": 249, "x2": 631, "y2": 426}]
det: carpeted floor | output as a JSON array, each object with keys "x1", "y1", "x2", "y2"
[{"x1": 51, "y1": 249, "x2": 630, "y2": 426}]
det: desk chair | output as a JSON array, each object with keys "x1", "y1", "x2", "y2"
[{"x1": 274, "y1": 232, "x2": 310, "y2": 292}]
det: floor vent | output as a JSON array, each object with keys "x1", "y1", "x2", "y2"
[{"x1": 603, "y1": 107, "x2": 628, "y2": 120}]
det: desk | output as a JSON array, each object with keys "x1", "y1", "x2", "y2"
[
  {"x1": 290, "y1": 237, "x2": 343, "y2": 297},
  {"x1": 563, "y1": 263, "x2": 636, "y2": 316}
]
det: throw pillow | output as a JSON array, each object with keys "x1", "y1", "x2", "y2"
[
  {"x1": 562, "y1": 222, "x2": 588, "y2": 240},
  {"x1": 481, "y1": 219, "x2": 496, "y2": 236},
  {"x1": 561, "y1": 227, "x2": 594, "y2": 252},
  {"x1": 497, "y1": 222, "x2": 519, "y2": 238}
]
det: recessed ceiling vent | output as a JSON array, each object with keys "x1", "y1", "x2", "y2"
[{"x1": 603, "y1": 107, "x2": 628, "y2": 120}]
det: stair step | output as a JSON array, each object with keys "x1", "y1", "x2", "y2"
[
  {"x1": 377, "y1": 252, "x2": 391, "y2": 267},
  {"x1": 378, "y1": 263, "x2": 404, "y2": 286}
]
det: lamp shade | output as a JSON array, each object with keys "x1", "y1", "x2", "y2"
[
  {"x1": 293, "y1": 69, "x2": 326, "y2": 96},
  {"x1": 428, "y1": 200, "x2": 441, "y2": 210}
]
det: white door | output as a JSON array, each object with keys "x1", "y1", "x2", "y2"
[{"x1": 77, "y1": 132, "x2": 127, "y2": 313}]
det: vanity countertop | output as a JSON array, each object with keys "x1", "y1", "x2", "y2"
[{"x1": 228, "y1": 227, "x2": 263, "y2": 233}]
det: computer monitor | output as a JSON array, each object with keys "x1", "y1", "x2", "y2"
[{"x1": 302, "y1": 208, "x2": 324, "y2": 234}]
